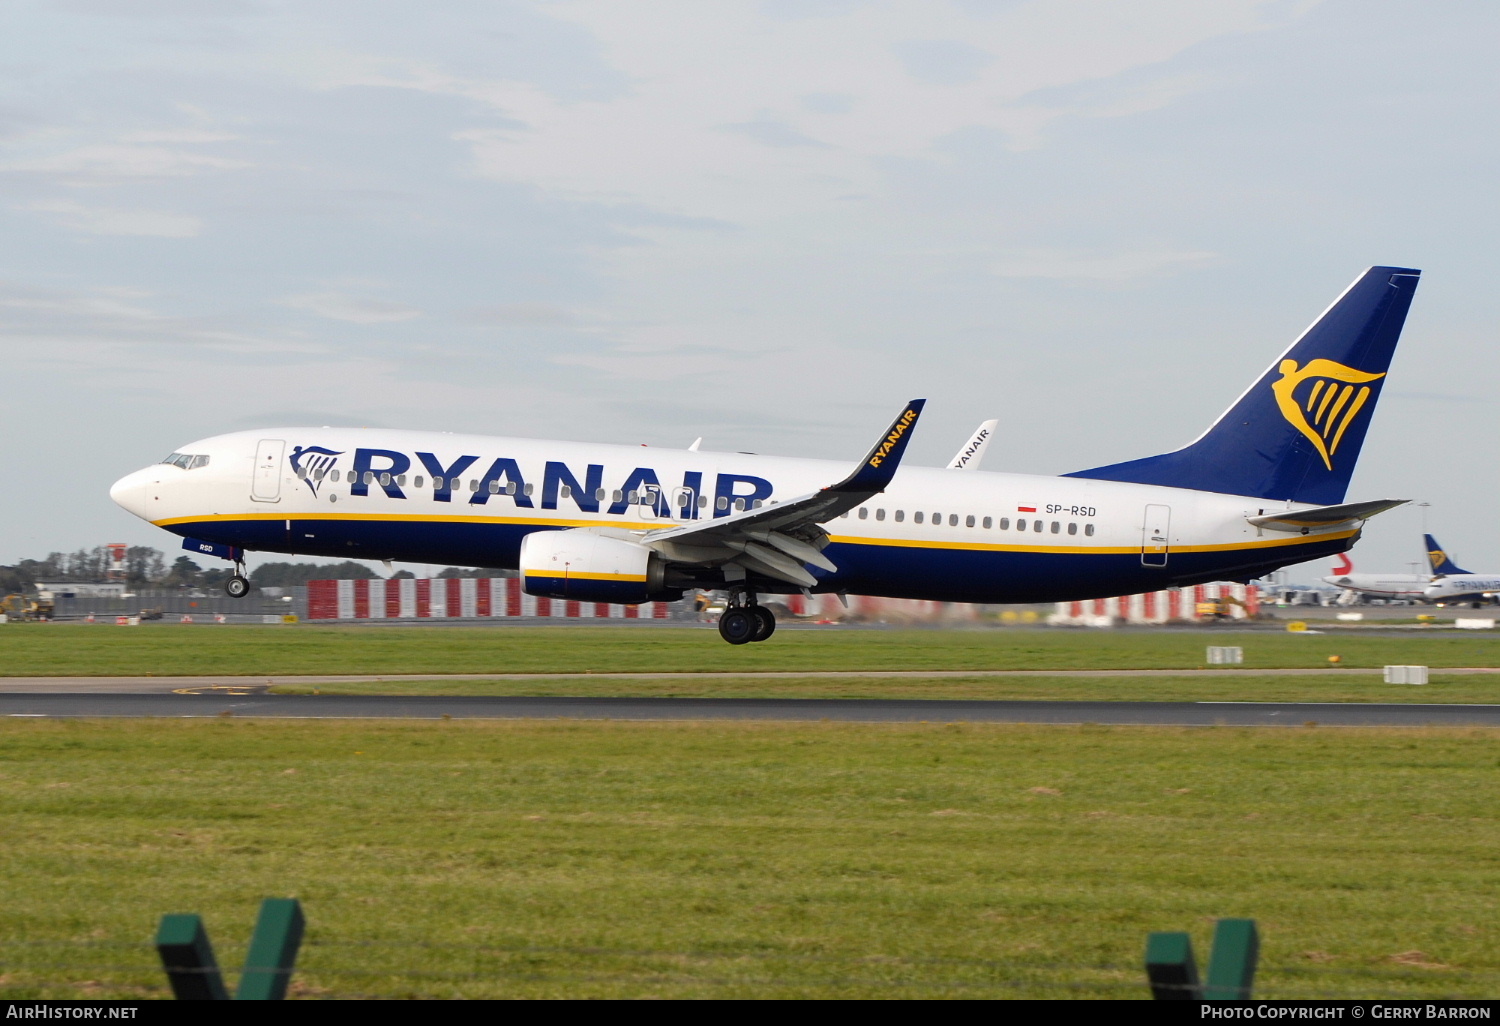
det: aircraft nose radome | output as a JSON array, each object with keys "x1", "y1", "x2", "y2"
[{"x1": 109, "y1": 469, "x2": 152, "y2": 521}]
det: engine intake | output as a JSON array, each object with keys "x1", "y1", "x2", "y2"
[{"x1": 519, "y1": 529, "x2": 670, "y2": 605}]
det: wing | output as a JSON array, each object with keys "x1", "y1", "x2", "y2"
[{"x1": 644, "y1": 399, "x2": 926, "y2": 589}]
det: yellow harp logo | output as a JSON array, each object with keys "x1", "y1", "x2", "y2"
[
  {"x1": 1427, "y1": 547, "x2": 1448, "y2": 573},
  {"x1": 1271, "y1": 359, "x2": 1386, "y2": 471}
]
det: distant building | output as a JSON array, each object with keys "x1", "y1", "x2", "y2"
[{"x1": 34, "y1": 581, "x2": 128, "y2": 600}]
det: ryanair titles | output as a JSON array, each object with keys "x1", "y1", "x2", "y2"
[
  {"x1": 868, "y1": 407, "x2": 919, "y2": 469},
  {"x1": 305, "y1": 447, "x2": 774, "y2": 520}
]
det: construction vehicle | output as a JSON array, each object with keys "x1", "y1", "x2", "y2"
[
  {"x1": 1195, "y1": 595, "x2": 1250, "y2": 621},
  {"x1": 1, "y1": 594, "x2": 55, "y2": 621}
]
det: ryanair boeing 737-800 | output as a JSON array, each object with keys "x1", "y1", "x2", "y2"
[{"x1": 111, "y1": 266, "x2": 1421, "y2": 643}]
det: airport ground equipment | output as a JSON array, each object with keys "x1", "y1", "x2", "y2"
[
  {"x1": 1146, "y1": 918, "x2": 1259, "y2": 1000},
  {"x1": 0, "y1": 593, "x2": 54, "y2": 621},
  {"x1": 156, "y1": 897, "x2": 305, "y2": 1000}
]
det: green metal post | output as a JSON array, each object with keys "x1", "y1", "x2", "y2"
[
  {"x1": 1203, "y1": 918, "x2": 1259, "y2": 1000},
  {"x1": 1145, "y1": 931, "x2": 1201, "y2": 1000},
  {"x1": 155, "y1": 914, "x2": 228, "y2": 1001},
  {"x1": 236, "y1": 898, "x2": 306, "y2": 1000}
]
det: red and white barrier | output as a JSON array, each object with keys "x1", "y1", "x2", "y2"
[
  {"x1": 1050, "y1": 584, "x2": 1260, "y2": 626},
  {"x1": 305, "y1": 577, "x2": 673, "y2": 621}
]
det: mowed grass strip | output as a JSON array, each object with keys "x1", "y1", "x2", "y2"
[
  {"x1": 1, "y1": 719, "x2": 1497, "y2": 999},
  {"x1": 5, "y1": 624, "x2": 1500, "y2": 676},
  {"x1": 270, "y1": 672, "x2": 1500, "y2": 704}
]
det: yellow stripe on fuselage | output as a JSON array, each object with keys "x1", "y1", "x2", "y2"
[
  {"x1": 522, "y1": 571, "x2": 647, "y2": 582},
  {"x1": 154, "y1": 512, "x2": 1356, "y2": 558}
]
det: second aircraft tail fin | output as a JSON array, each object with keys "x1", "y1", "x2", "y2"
[{"x1": 1425, "y1": 534, "x2": 1470, "y2": 576}]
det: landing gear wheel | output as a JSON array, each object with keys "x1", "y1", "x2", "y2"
[
  {"x1": 750, "y1": 605, "x2": 776, "y2": 642},
  {"x1": 718, "y1": 608, "x2": 757, "y2": 645},
  {"x1": 225, "y1": 575, "x2": 250, "y2": 599}
]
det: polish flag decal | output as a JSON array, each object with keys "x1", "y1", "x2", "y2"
[{"x1": 1017, "y1": 505, "x2": 1037, "y2": 513}]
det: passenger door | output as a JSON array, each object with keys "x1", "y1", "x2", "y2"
[{"x1": 252, "y1": 439, "x2": 285, "y2": 502}]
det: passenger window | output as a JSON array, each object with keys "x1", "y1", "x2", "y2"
[
  {"x1": 753, "y1": 499, "x2": 763, "y2": 509},
  {"x1": 432, "y1": 477, "x2": 443, "y2": 489},
  {"x1": 840, "y1": 511, "x2": 848, "y2": 518},
  {"x1": 932, "y1": 512, "x2": 941, "y2": 524},
  {"x1": 1085, "y1": 524, "x2": 1095, "y2": 537},
  {"x1": 396, "y1": 475, "x2": 406, "y2": 487},
  {"x1": 895, "y1": 510, "x2": 905, "y2": 522},
  {"x1": 379, "y1": 472, "x2": 391, "y2": 486},
  {"x1": 524, "y1": 483, "x2": 534, "y2": 496},
  {"x1": 875, "y1": 509, "x2": 885, "y2": 521},
  {"x1": 560, "y1": 485, "x2": 572, "y2": 498},
  {"x1": 470, "y1": 479, "x2": 479, "y2": 492},
  {"x1": 698, "y1": 495, "x2": 708, "y2": 508},
  {"x1": 965, "y1": 515, "x2": 975, "y2": 528},
  {"x1": 999, "y1": 517, "x2": 1009, "y2": 530},
  {"x1": 717, "y1": 496, "x2": 729, "y2": 510},
  {"x1": 1016, "y1": 519, "x2": 1025, "y2": 532},
  {"x1": 735, "y1": 498, "x2": 746, "y2": 511},
  {"x1": 506, "y1": 482, "x2": 518, "y2": 495},
  {"x1": 596, "y1": 488, "x2": 607, "y2": 502},
  {"x1": 914, "y1": 512, "x2": 924, "y2": 524},
  {"x1": 1051, "y1": 521, "x2": 1060, "y2": 534},
  {"x1": 944, "y1": 514, "x2": 953, "y2": 526},
  {"x1": 613, "y1": 490, "x2": 623, "y2": 502},
  {"x1": 489, "y1": 481, "x2": 500, "y2": 494},
  {"x1": 1068, "y1": 522, "x2": 1077, "y2": 535},
  {"x1": 627, "y1": 490, "x2": 640, "y2": 504},
  {"x1": 982, "y1": 517, "x2": 992, "y2": 529},
  {"x1": 362, "y1": 471, "x2": 374, "y2": 485},
  {"x1": 414, "y1": 476, "x2": 424, "y2": 488},
  {"x1": 331, "y1": 470, "x2": 340, "y2": 483},
  {"x1": 858, "y1": 507, "x2": 869, "y2": 520}
]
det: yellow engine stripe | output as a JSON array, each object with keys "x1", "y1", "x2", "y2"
[{"x1": 522, "y1": 571, "x2": 647, "y2": 583}]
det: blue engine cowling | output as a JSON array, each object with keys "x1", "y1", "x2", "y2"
[{"x1": 519, "y1": 529, "x2": 670, "y2": 604}]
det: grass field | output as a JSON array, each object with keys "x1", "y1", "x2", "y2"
[
  {"x1": 5, "y1": 624, "x2": 1500, "y2": 677},
  {"x1": 1, "y1": 718, "x2": 1497, "y2": 999}
]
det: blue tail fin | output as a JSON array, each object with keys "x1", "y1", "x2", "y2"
[
  {"x1": 1065, "y1": 267, "x2": 1421, "y2": 504},
  {"x1": 1425, "y1": 534, "x2": 1470, "y2": 576}
]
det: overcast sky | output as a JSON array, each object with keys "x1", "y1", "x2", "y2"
[{"x1": 3, "y1": 0, "x2": 1497, "y2": 581}]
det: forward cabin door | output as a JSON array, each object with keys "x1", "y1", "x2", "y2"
[
  {"x1": 252, "y1": 439, "x2": 285, "y2": 502},
  {"x1": 1141, "y1": 504, "x2": 1171, "y2": 567}
]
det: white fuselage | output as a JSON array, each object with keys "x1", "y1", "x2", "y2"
[{"x1": 110, "y1": 427, "x2": 1357, "y2": 603}]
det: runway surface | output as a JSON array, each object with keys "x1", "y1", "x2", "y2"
[
  {"x1": 4, "y1": 691, "x2": 1500, "y2": 726},
  {"x1": 7, "y1": 667, "x2": 1500, "y2": 693}
]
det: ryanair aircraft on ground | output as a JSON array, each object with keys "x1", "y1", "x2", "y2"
[
  {"x1": 112, "y1": 266, "x2": 1421, "y2": 644},
  {"x1": 1421, "y1": 534, "x2": 1500, "y2": 607}
]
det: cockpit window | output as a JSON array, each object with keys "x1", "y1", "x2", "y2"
[{"x1": 161, "y1": 453, "x2": 210, "y2": 470}]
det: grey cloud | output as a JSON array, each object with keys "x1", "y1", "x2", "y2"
[
  {"x1": 456, "y1": 303, "x2": 573, "y2": 326},
  {"x1": 891, "y1": 39, "x2": 997, "y2": 86},
  {"x1": 718, "y1": 119, "x2": 832, "y2": 149},
  {"x1": 47, "y1": 0, "x2": 266, "y2": 17},
  {"x1": 799, "y1": 92, "x2": 856, "y2": 115},
  {"x1": 283, "y1": 292, "x2": 422, "y2": 325}
]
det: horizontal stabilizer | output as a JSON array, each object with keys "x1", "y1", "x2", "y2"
[{"x1": 1247, "y1": 498, "x2": 1407, "y2": 533}]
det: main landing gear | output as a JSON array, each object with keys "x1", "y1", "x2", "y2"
[
  {"x1": 225, "y1": 558, "x2": 250, "y2": 599},
  {"x1": 717, "y1": 589, "x2": 775, "y2": 645}
]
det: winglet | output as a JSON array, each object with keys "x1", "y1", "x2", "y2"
[
  {"x1": 949, "y1": 419, "x2": 998, "y2": 470},
  {"x1": 828, "y1": 399, "x2": 925, "y2": 495}
]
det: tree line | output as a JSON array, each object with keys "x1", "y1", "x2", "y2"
[{"x1": 0, "y1": 546, "x2": 503, "y2": 593}]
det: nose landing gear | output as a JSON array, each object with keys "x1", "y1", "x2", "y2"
[{"x1": 717, "y1": 589, "x2": 776, "y2": 645}]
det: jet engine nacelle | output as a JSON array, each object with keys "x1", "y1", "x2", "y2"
[{"x1": 519, "y1": 529, "x2": 673, "y2": 605}]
